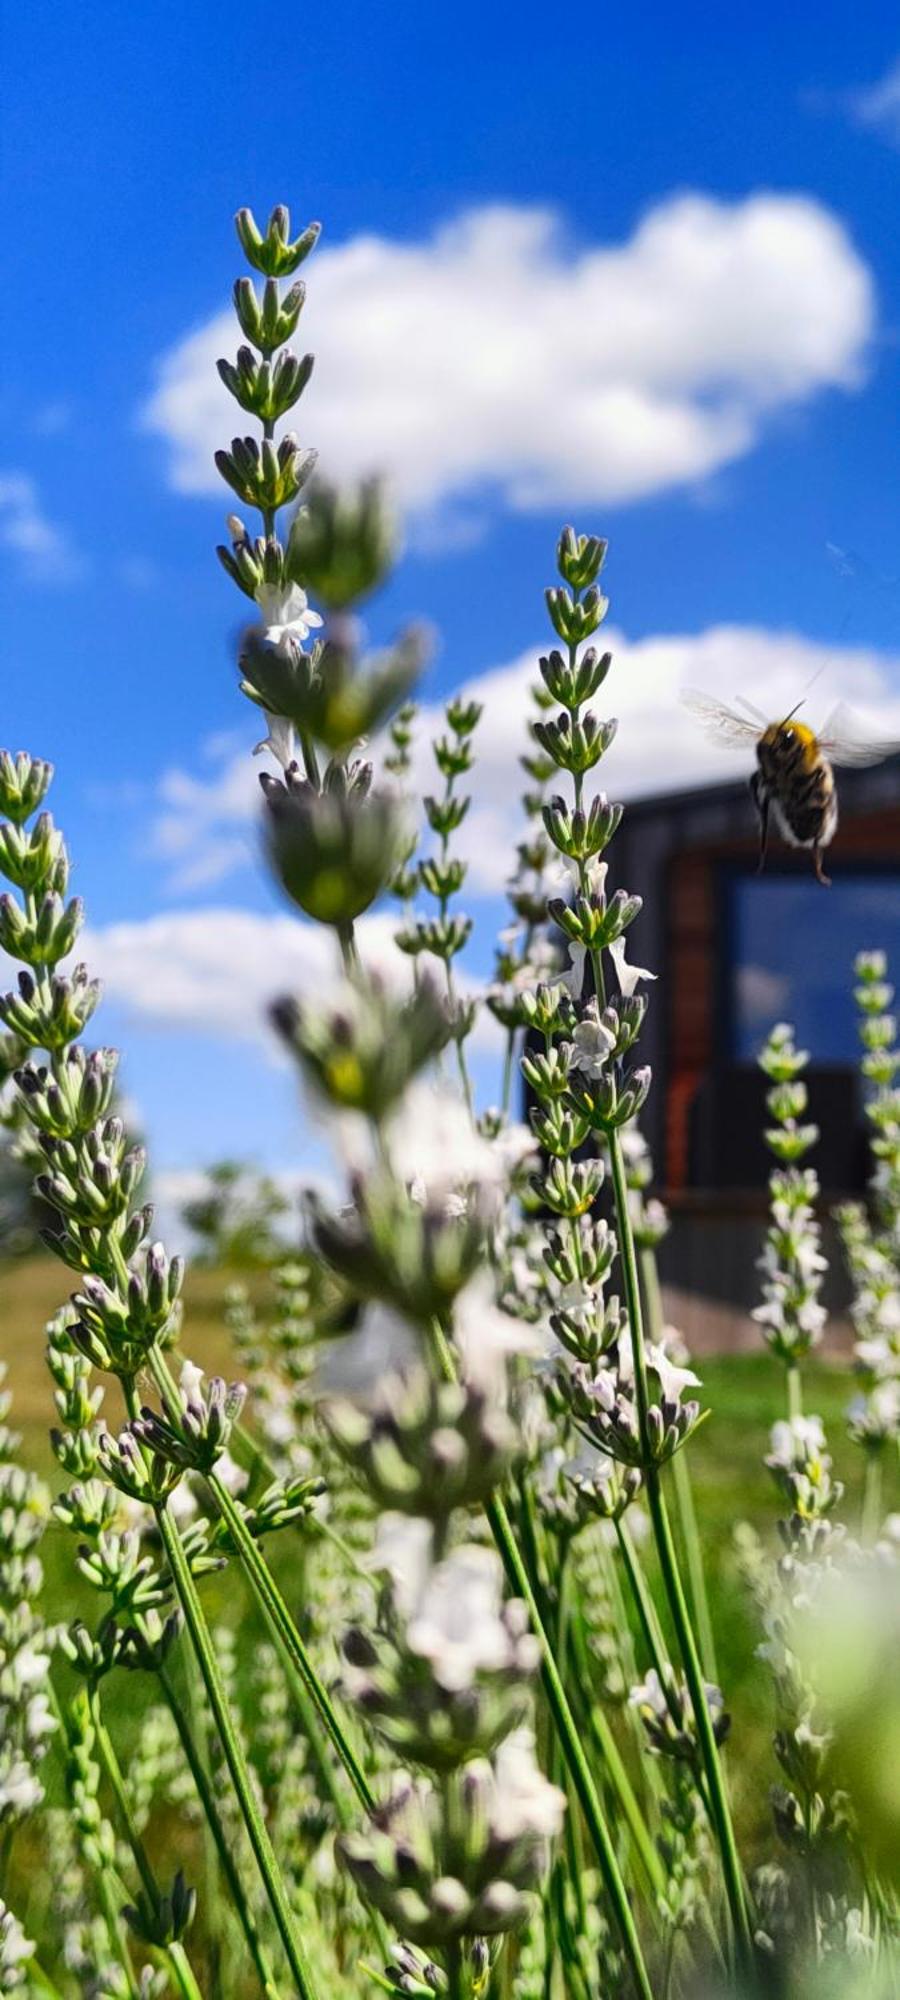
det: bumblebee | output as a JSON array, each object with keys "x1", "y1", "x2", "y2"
[{"x1": 681, "y1": 689, "x2": 899, "y2": 885}]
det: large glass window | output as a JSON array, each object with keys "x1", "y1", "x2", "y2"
[{"x1": 729, "y1": 871, "x2": 900, "y2": 1064}]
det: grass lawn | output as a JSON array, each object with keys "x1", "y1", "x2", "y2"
[{"x1": 0, "y1": 1252, "x2": 891, "y2": 1871}]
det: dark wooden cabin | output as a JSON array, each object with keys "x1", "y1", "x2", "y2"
[{"x1": 607, "y1": 755, "x2": 900, "y2": 1346}]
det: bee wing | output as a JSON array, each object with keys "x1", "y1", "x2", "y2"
[
  {"x1": 733, "y1": 694, "x2": 769, "y2": 725},
  {"x1": 819, "y1": 702, "x2": 900, "y2": 769},
  {"x1": 680, "y1": 687, "x2": 761, "y2": 749}
]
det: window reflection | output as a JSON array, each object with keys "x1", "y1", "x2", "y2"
[{"x1": 730, "y1": 873, "x2": 900, "y2": 1065}]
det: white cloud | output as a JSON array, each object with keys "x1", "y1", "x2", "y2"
[
  {"x1": 145, "y1": 623, "x2": 900, "y2": 899},
  {"x1": 82, "y1": 903, "x2": 499, "y2": 1062},
  {"x1": 84, "y1": 907, "x2": 407, "y2": 1047},
  {"x1": 0, "y1": 471, "x2": 83, "y2": 583},
  {"x1": 734, "y1": 964, "x2": 791, "y2": 1026},
  {"x1": 141, "y1": 193, "x2": 874, "y2": 526},
  {"x1": 150, "y1": 1163, "x2": 333, "y2": 1255},
  {"x1": 436, "y1": 624, "x2": 900, "y2": 890},
  {"x1": 845, "y1": 57, "x2": 900, "y2": 147}
]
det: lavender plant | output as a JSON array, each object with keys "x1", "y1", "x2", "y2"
[
  {"x1": 754, "y1": 1024, "x2": 827, "y2": 1419},
  {"x1": 3, "y1": 195, "x2": 900, "y2": 2000},
  {"x1": 743, "y1": 1012, "x2": 899, "y2": 1985},
  {"x1": 837, "y1": 951, "x2": 900, "y2": 1538}
]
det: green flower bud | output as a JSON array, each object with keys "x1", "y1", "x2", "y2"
[
  {"x1": 217, "y1": 345, "x2": 314, "y2": 423},
  {"x1": 512, "y1": 984, "x2": 573, "y2": 1039},
  {"x1": 529, "y1": 1102, "x2": 590, "y2": 1159},
  {"x1": 556, "y1": 526, "x2": 608, "y2": 592},
  {"x1": 567, "y1": 1064, "x2": 652, "y2": 1133},
  {"x1": 537, "y1": 646, "x2": 612, "y2": 710},
  {"x1": 0, "y1": 812, "x2": 64, "y2": 892},
  {"x1": 97, "y1": 1425, "x2": 181, "y2": 1504},
  {"x1": 520, "y1": 749, "x2": 557, "y2": 787},
  {"x1": 216, "y1": 515, "x2": 272, "y2": 598},
  {"x1": 547, "y1": 888, "x2": 641, "y2": 951},
  {"x1": 133, "y1": 1375, "x2": 246, "y2": 1475},
  {"x1": 324, "y1": 1364, "x2": 516, "y2": 1518},
  {"x1": 286, "y1": 476, "x2": 397, "y2": 609},
  {"x1": 398, "y1": 914, "x2": 473, "y2": 963},
  {"x1": 232, "y1": 274, "x2": 307, "y2": 355},
  {"x1": 535, "y1": 1156, "x2": 605, "y2": 1218},
  {"x1": 542, "y1": 793, "x2": 622, "y2": 860},
  {"x1": 544, "y1": 584, "x2": 608, "y2": 646},
  {"x1": 520, "y1": 1046, "x2": 570, "y2": 1101},
  {"x1": 564, "y1": 1455, "x2": 642, "y2": 1526},
  {"x1": 418, "y1": 855, "x2": 467, "y2": 901},
  {"x1": 339, "y1": 1740, "x2": 564, "y2": 1946},
  {"x1": 0, "y1": 890, "x2": 83, "y2": 967},
  {"x1": 531, "y1": 711, "x2": 617, "y2": 775},
  {"x1": 423, "y1": 792, "x2": 470, "y2": 839},
  {"x1": 0, "y1": 750, "x2": 53, "y2": 825},
  {"x1": 445, "y1": 697, "x2": 483, "y2": 739},
  {"x1": 16, "y1": 1046, "x2": 119, "y2": 1138},
  {"x1": 272, "y1": 970, "x2": 453, "y2": 1117},
  {"x1": 0, "y1": 963, "x2": 101, "y2": 1049},
  {"x1": 311, "y1": 1176, "x2": 488, "y2": 1320},
  {"x1": 235, "y1": 204, "x2": 320, "y2": 278},
  {"x1": 215, "y1": 434, "x2": 317, "y2": 513},
  {"x1": 125, "y1": 1869, "x2": 196, "y2": 1950},
  {"x1": 433, "y1": 736, "x2": 475, "y2": 780},
  {"x1": 263, "y1": 768, "x2": 411, "y2": 925},
  {"x1": 240, "y1": 624, "x2": 423, "y2": 754}
]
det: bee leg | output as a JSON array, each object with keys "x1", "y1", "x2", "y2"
[
  {"x1": 813, "y1": 845, "x2": 831, "y2": 887},
  {"x1": 755, "y1": 794, "x2": 770, "y2": 874}
]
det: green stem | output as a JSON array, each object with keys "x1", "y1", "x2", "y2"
[
  {"x1": 445, "y1": 957, "x2": 475, "y2": 1114},
  {"x1": 567, "y1": 1610, "x2": 665, "y2": 1901},
  {"x1": 147, "y1": 1346, "x2": 374, "y2": 1816},
  {"x1": 0, "y1": 1823, "x2": 13, "y2": 1896},
  {"x1": 500, "y1": 1026, "x2": 516, "y2": 1119},
  {"x1": 615, "y1": 1520, "x2": 683, "y2": 1723},
  {"x1": 426, "y1": 1344, "x2": 651, "y2": 1996},
  {"x1": 96, "y1": 1871, "x2": 140, "y2": 2000},
  {"x1": 518, "y1": 1474, "x2": 664, "y2": 1904},
  {"x1": 559, "y1": 605, "x2": 747, "y2": 1950},
  {"x1": 89, "y1": 1687, "x2": 204, "y2": 2000},
  {"x1": 608, "y1": 1135, "x2": 752, "y2": 1966},
  {"x1": 484, "y1": 1488, "x2": 653, "y2": 1998},
  {"x1": 153, "y1": 1500, "x2": 319, "y2": 2000},
  {"x1": 298, "y1": 729, "x2": 321, "y2": 789},
  {"x1": 434, "y1": 752, "x2": 474, "y2": 1113},
  {"x1": 159, "y1": 1666, "x2": 283, "y2": 2000},
  {"x1": 670, "y1": 1446, "x2": 719, "y2": 1685},
  {"x1": 554, "y1": 1551, "x2": 589, "y2": 1938},
  {"x1": 49, "y1": 1680, "x2": 140, "y2": 2000},
  {"x1": 661, "y1": 1927, "x2": 677, "y2": 2000},
  {"x1": 861, "y1": 1448, "x2": 883, "y2": 1546},
  {"x1": 207, "y1": 1463, "x2": 375, "y2": 1814},
  {"x1": 25, "y1": 1963, "x2": 67, "y2": 2000},
  {"x1": 182, "y1": 1647, "x2": 227, "y2": 1999},
  {"x1": 787, "y1": 1364, "x2": 803, "y2": 1424},
  {"x1": 444, "y1": 1936, "x2": 466, "y2": 2000},
  {"x1": 645, "y1": 1466, "x2": 751, "y2": 1966},
  {"x1": 640, "y1": 1243, "x2": 718, "y2": 1683},
  {"x1": 337, "y1": 920, "x2": 360, "y2": 976}
]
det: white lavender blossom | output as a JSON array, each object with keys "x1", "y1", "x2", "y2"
[
  {"x1": 339, "y1": 1731, "x2": 565, "y2": 1946},
  {"x1": 0, "y1": 1439, "x2": 55, "y2": 1828},
  {"x1": 753, "y1": 1025, "x2": 827, "y2": 1367},
  {"x1": 0, "y1": 1902, "x2": 33, "y2": 1992},
  {"x1": 838, "y1": 952, "x2": 900, "y2": 1483}
]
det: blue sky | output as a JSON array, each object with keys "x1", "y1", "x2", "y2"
[{"x1": 4, "y1": 0, "x2": 900, "y2": 1212}]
